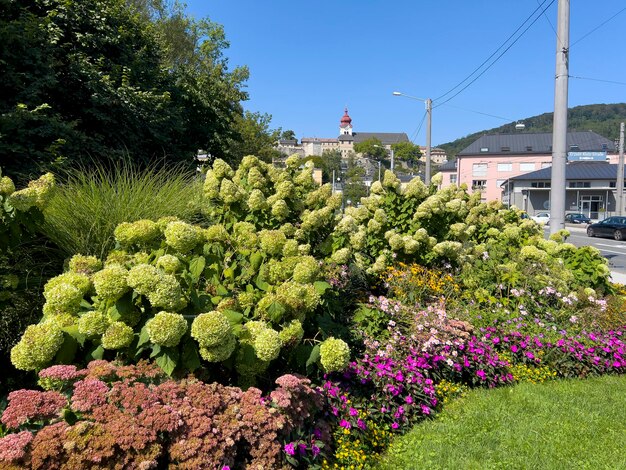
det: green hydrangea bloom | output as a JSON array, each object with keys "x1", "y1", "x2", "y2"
[
  {"x1": 43, "y1": 313, "x2": 77, "y2": 328},
  {"x1": 298, "y1": 244, "x2": 311, "y2": 256},
  {"x1": 105, "y1": 250, "x2": 132, "y2": 266},
  {"x1": 247, "y1": 166, "x2": 266, "y2": 189},
  {"x1": 0, "y1": 176, "x2": 16, "y2": 196},
  {"x1": 276, "y1": 281, "x2": 320, "y2": 315},
  {"x1": 205, "y1": 224, "x2": 229, "y2": 243},
  {"x1": 93, "y1": 264, "x2": 129, "y2": 301},
  {"x1": 164, "y1": 221, "x2": 205, "y2": 253},
  {"x1": 78, "y1": 311, "x2": 110, "y2": 337},
  {"x1": 212, "y1": 158, "x2": 234, "y2": 179},
  {"x1": 285, "y1": 155, "x2": 301, "y2": 169},
  {"x1": 259, "y1": 230, "x2": 287, "y2": 256},
  {"x1": 101, "y1": 321, "x2": 135, "y2": 350},
  {"x1": 8, "y1": 187, "x2": 39, "y2": 211},
  {"x1": 253, "y1": 328, "x2": 281, "y2": 362},
  {"x1": 331, "y1": 248, "x2": 351, "y2": 265},
  {"x1": 200, "y1": 334, "x2": 237, "y2": 362},
  {"x1": 256, "y1": 294, "x2": 284, "y2": 321},
  {"x1": 127, "y1": 264, "x2": 161, "y2": 295},
  {"x1": 191, "y1": 311, "x2": 232, "y2": 348},
  {"x1": 220, "y1": 178, "x2": 244, "y2": 204},
  {"x1": 247, "y1": 189, "x2": 267, "y2": 211},
  {"x1": 279, "y1": 320, "x2": 304, "y2": 348},
  {"x1": 389, "y1": 234, "x2": 405, "y2": 251},
  {"x1": 156, "y1": 216, "x2": 180, "y2": 232},
  {"x1": 114, "y1": 219, "x2": 160, "y2": 246},
  {"x1": 319, "y1": 337, "x2": 350, "y2": 372},
  {"x1": 271, "y1": 199, "x2": 290, "y2": 220},
  {"x1": 244, "y1": 320, "x2": 269, "y2": 340},
  {"x1": 403, "y1": 177, "x2": 428, "y2": 198},
  {"x1": 44, "y1": 272, "x2": 92, "y2": 297},
  {"x1": 68, "y1": 255, "x2": 102, "y2": 275},
  {"x1": 8, "y1": 173, "x2": 55, "y2": 211},
  {"x1": 282, "y1": 239, "x2": 299, "y2": 257},
  {"x1": 11, "y1": 323, "x2": 64, "y2": 371},
  {"x1": 155, "y1": 254, "x2": 181, "y2": 273},
  {"x1": 146, "y1": 311, "x2": 188, "y2": 347},
  {"x1": 292, "y1": 256, "x2": 319, "y2": 284},
  {"x1": 237, "y1": 291, "x2": 256, "y2": 310},
  {"x1": 43, "y1": 283, "x2": 83, "y2": 316},
  {"x1": 147, "y1": 274, "x2": 183, "y2": 310}
]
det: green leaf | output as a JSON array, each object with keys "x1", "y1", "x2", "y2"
[
  {"x1": 137, "y1": 324, "x2": 150, "y2": 347},
  {"x1": 181, "y1": 340, "x2": 201, "y2": 372},
  {"x1": 255, "y1": 274, "x2": 270, "y2": 292},
  {"x1": 155, "y1": 348, "x2": 179, "y2": 376},
  {"x1": 314, "y1": 281, "x2": 332, "y2": 295},
  {"x1": 54, "y1": 334, "x2": 78, "y2": 364},
  {"x1": 216, "y1": 284, "x2": 229, "y2": 296},
  {"x1": 89, "y1": 345, "x2": 105, "y2": 361},
  {"x1": 222, "y1": 309, "x2": 243, "y2": 325},
  {"x1": 306, "y1": 344, "x2": 320, "y2": 370},
  {"x1": 60, "y1": 324, "x2": 86, "y2": 346},
  {"x1": 150, "y1": 344, "x2": 162, "y2": 358},
  {"x1": 189, "y1": 256, "x2": 206, "y2": 282},
  {"x1": 267, "y1": 301, "x2": 285, "y2": 323}
]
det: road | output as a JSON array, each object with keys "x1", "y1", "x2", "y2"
[{"x1": 547, "y1": 225, "x2": 626, "y2": 279}]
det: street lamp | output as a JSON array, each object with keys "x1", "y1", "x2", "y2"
[
  {"x1": 393, "y1": 91, "x2": 432, "y2": 183},
  {"x1": 373, "y1": 144, "x2": 395, "y2": 174}
]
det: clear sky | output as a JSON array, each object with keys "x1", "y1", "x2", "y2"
[{"x1": 184, "y1": 1, "x2": 626, "y2": 146}]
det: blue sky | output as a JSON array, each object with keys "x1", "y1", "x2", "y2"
[{"x1": 184, "y1": 1, "x2": 626, "y2": 146}]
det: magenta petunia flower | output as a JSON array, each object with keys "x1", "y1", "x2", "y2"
[{"x1": 284, "y1": 442, "x2": 296, "y2": 456}]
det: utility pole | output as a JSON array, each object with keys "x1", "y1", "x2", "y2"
[
  {"x1": 425, "y1": 98, "x2": 432, "y2": 184},
  {"x1": 390, "y1": 148, "x2": 395, "y2": 173},
  {"x1": 617, "y1": 122, "x2": 625, "y2": 215},
  {"x1": 332, "y1": 169, "x2": 336, "y2": 194},
  {"x1": 549, "y1": 0, "x2": 569, "y2": 235}
]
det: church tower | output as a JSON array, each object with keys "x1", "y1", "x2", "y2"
[{"x1": 339, "y1": 108, "x2": 353, "y2": 136}]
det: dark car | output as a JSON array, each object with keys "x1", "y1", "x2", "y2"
[
  {"x1": 587, "y1": 216, "x2": 626, "y2": 241},
  {"x1": 564, "y1": 213, "x2": 591, "y2": 224}
]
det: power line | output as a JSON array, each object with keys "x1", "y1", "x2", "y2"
[
  {"x1": 437, "y1": 102, "x2": 516, "y2": 122},
  {"x1": 536, "y1": 0, "x2": 560, "y2": 47},
  {"x1": 433, "y1": 0, "x2": 554, "y2": 103},
  {"x1": 434, "y1": 0, "x2": 556, "y2": 109},
  {"x1": 569, "y1": 75, "x2": 626, "y2": 87},
  {"x1": 410, "y1": 111, "x2": 427, "y2": 143},
  {"x1": 571, "y1": 6, "x2": 626, "y2": 48}
]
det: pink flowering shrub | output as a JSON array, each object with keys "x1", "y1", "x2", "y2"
[{"x1": 0, "y1": 361, "x2": 329, "y2": 469}]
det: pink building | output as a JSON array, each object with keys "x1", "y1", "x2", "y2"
[{"x1": 439, "y1": 131, "x2": 616, "y2": 202}]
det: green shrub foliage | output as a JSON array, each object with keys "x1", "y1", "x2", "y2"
[{"x1": 10, "y1": 158, "x2": 613, "y2": 386}]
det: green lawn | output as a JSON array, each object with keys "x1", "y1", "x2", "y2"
[{"x1": 379, "y1": 375, "x2": 626, "y2": 469}]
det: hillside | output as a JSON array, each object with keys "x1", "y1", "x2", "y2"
[{"x1": 439, "y1": 103, "x2": 626, "y2": 159}]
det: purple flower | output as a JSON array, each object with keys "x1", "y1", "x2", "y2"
[
  {"x1": 476, "y1": 370, "x2": 486, "y2": 380},
  {"x1": 391, "y1": 422, "x2": 399, "y2": 429},
  {"x1": 357, "y1": 418, "x2": 366, "y2": 430},
  {"x1": 340, "y1": 419, "x2": 351, "y2": 429},
  {"x1": 312, "y1": 445, "x2": 320, "y2": 457},
  {"x1": 349, "y1": 407, "x2": 358, "y2": 417},
  {"x1": 421, "y1": 404, "x2": 431, "y2": 415},
  {"x1": 298, "y1": 443, "x2": 307, "y2": 455},
  {"x1": 284, "y1": 442, "x2": 296, "y2": 456}
]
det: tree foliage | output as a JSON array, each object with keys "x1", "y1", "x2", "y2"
[
  {"x1": 353, "y1": 138, "x2": 388, "y2": 160},
  {"x1": 229, "y1": 111, "x2": 282, "y2": 163},
  {"x1": 0, "y1": 0, "x2": 248, "y2": 180},
  {"x1": 391, "y1": 141, "x2": 422, "y2": 165}
]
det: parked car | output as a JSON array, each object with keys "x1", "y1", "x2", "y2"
[
  {"x1": 564, "y1": 213, "x2": 591, "y2": 224},
  {"x1": 586, "y1": 216, "x2": 626, "y2": 241},
  {"x1": 531, "y1": 212, "x2": 550, "y2": 224}
]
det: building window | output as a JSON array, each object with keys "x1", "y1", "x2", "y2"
[
  {"x1": 568, "y1": 181, "x2": 591, "y2": 188},
  {"x1": 530, "y1": 181, "x2": 551, "y2": 188},
  {"x1": 501, "y1": 146, "x2": 510, "y2": 152},
  {"x1": 526, "y1": 146, "x2": 533, "y2": 152},
  {"x1": 497, "y1": 163, "x2": 512, "y2": 172},
  {"x1": 480, "y1": 147, "x2": 489, "y2": 153},
  {"x1": 520, "y1": 163, "x2": 535, "y2": 172},
  {"x1": 541, "y1": 162, "x2": 551, "y2": 168},
  {"x1": 570, "y1": 145, "x2": 580, "y2": 151},
  {"x1": 472, "y1": 163, "x2": 488, "y2": 176},
  {"x1": 609, "y1": 181, "x2": 626, "y2": 188},
  {"x1": 472, "y1": 180, "x2": 487, "y2": 190},
  {"x1": 450, "y1": 174, "x2": 457, "y2": 184}
]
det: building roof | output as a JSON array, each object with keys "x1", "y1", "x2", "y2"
[
  {"x1": 301, "y1": 138, "x2": 338, "y2": 143},
  {"x1": 338, "y1": 134, "x2": 354, "y2": 142},
  {"x1": 352, "y1": 132, "x2": 409, "y2": 145},
  {"x1": 511, "y1": 162, "x2": 624, "y2": 181},
  {"x1": 438, "y1": 160, "x2": 457, "y2": 172},
  {"x1": 340, "y1": 108, "x2": 352, "y2": 127},
  {"x1": 458, "y1": 131, "x2": 615, "y2": 156}
]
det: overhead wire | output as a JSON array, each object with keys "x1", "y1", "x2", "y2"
[
  {"x1": 433, "y1": 0, "x2": 554, "y2": 103},
  {"x1": 434, "y1": 0, "x2": 556, "y2": 109},
  {"x1": 569, "y1": 75, "x2": 626, "y2": 87},
  {"x1": 570, "y1": 6, "x2": 626, "y2": 48},
  {"x1": 410, "y1": 111, "x2": 427, "y2": 143}
]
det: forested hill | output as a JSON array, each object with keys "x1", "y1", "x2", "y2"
[{"x1": 439, "y1": 103, "x2": 626, "y2": 159}]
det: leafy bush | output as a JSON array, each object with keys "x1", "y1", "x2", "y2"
[
  {"x1": 0, "y1": 361, "x2": 329, "y2": 469},
  {"x1": 43, "y1": 163, "x2": 205, "y2": 259}
]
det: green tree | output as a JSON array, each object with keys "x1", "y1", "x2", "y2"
[
  {"x1": 342, "y1": 154, "x2": 367, "y2": 205},
  {"x1": 353, "y1": 138, "x2": 388, "y2": 160},
  {"x1": 303, "y1": 149, "x2": 342, "y2": 184},
  {"x1": 391, "y1": 141, "x2": 422, "y2": 166},
  {"x1": 0, "y1": 0, "x2": 247, "y2": 180},
  {"x1": 229, "y1": 111, "x2": 282, "y2": 163},
  {"x1": 280, "y1": 130, "x2": 297, "y2": 141}
]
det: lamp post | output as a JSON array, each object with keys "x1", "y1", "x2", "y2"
[
  {"x1": 393, "y1": 91, "x2": 432, "y2": 183},
  {"x1": 374, "y1": 144, "x2": 395, "y2": 174}
]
